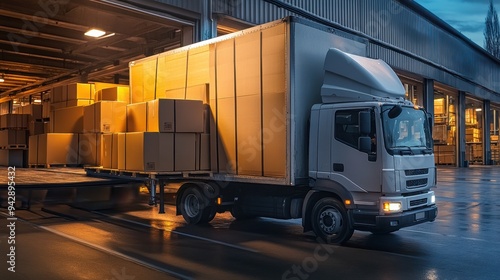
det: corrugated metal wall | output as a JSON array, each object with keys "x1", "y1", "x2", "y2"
[
  {"x1": 199, "y1": 0, "x2": 500, "y2": 102},
  {"x1": 152, "y1": 0, "x2": 200, "y2": 12}
]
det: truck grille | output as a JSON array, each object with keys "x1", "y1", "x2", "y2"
[
  {"x1": 405, "y1": 168, "x2": 428, "y2": 176},
  {"x1": 410, "y1": 198, "x2": 428, "y2": 207},
  {"x1": 406, "y1": 178, "x2": 428, "y2": 188}
]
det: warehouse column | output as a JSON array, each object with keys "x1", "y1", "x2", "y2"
[
  {"x1": 484, "y1": 100, "x2": 492, "y2": 165},
  {"x1": 200, "y1": 0, "x2": 216, "y2": 40},
  {"x1": 458, "y1": 91, "x2": 467, "y2": 167},
  {"x1": 423, "y1": 79, "x2": 434, "y2": 121}
]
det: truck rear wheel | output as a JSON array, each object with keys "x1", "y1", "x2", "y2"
[
  {"x1": 180, "y1": 187, "x2": 216, "y2": 224},
  {"x1": 311, "y1": 197, "x2": 353, "y2": 244}
]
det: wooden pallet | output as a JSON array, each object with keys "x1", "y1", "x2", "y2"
[
  {"x1": 85, "y1": 167, "x2": 213, "y2": 180},
  {"x1": 0, "y1": 144, "x2": 27, "y2": 150},
  {"x1": 29, "y1": 163, "x2": 83, "y2": 168}
]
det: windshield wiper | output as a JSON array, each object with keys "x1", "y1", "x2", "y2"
[{"x1": 394, "y1": 146, "x2": 414, "y2": 155}]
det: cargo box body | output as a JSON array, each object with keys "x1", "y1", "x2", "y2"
[{"x1": 129, "y1": 17, "x2": 366, "y2": 186}]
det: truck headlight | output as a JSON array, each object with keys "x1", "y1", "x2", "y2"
[
  {"x1": 383, "y1": 202, "x2": 402, "y2": 212},
  {"x1": 431, "y1": 195, "x2": 436, "y2": 204}
]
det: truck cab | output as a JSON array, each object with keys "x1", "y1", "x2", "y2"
[{"x1": 305, "y1": 48, "x2": 437, "y2": 243}]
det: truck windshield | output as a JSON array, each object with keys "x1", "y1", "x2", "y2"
[{"x1": 382, "y1": 105, "x2": 432, "y2": 154}]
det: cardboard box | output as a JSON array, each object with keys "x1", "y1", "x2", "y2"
[
  {"x1": 29, "y1": 121, "x2": 45, "y2": 136},
  {"x1": 51, "y1": 106, "x2": 84, "y2": 133},
  {"x1": 67, "y1": 83, "x2": 95, "y2": 100},
  {"x1": 84, "y1": 101, "x2": 127, "y2": 133},
  {"x1": 37, "y1": 133, "x2": 79, "y2": 165},
  {"x1": 0, "y1": 103, "x2": 9, "y2": 115},
  {"x1": 0, "y1": 129, "x2": 25, "y2": 147},
  {"x1": 101, "y1": 134, "x2": 113, "y2": 168},
  {"x1": 126, "y1": 102, "x2": 147, "y2": 132},
  {"x1": 125, "y1": 132, "x2": 173, "y2": 171},
  {"x1": 0, "y1": 114, "x2": 29, "y2": 129},
  {"x1": 0, "y1": 130, "x2": 17, "y2": 147},
  {"x1": 116, "y1": 133, "x2": 126, "y2": 170},
  {"x1": 96, "y1": 86, "x2": 130, "y2": 103},
  {"x1": 28, "y1": 135, "x2": 38, "y2": 165},
  {"x1": 147, "y1": 99, "x2": 203, "y2": 133},
  {"x1": 42, "y1": 101, "x2": 50, "y2": 118},
  {"x1": 21, "y1": 104, "x2": 43, "y2": 120},
  {"x1": 50, "y1": 102, "x2": 67, "y2": 111},
  {"x1": 51, "y1": 85, "x2": 67, "y2": 103},
  {"x1": 129, "y1": 58, "x2": 157, "y2": 103},
  {"x1": 130, "y1": 62, "x2": 144, "y2": 104},
  {"x1": 16, "y1": 130, "x2": 27, "y2": 146},
  {"x1": 92, "y1": 82, "x2": 123, "y2": 93},
  {"x1": 186, "y1": 84, "x2": 210, "y2": 104},
  {"x1": 198, "y1": 133, "x2": 210, "y2": 170},
  {"x1": 66, "y1": 99, "x2": 93, "y2": 107},
  {"x1": 143, "y1": 59, "x2": 157, "y2": 102},
  {"x1": 17, "y1": 114, "x2": 29, "y2": 129},
  {"x1": 83, "y1": 105, "x2": 94, "y2": 133},
  {"x1": 44, "y1": 121, "x2": 51, "y2": 134},
  {"x1": 78, "y1": 133, "x2": 101, "y2": 166},
  {"x1": 175, "y1": 133, "x2": 197, "y2": 171},
  {"x1": 0, "y1": 150, "x2": 25, "y2": 167}
]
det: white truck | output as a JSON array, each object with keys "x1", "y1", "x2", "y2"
[{"x1": 90, "y1": 17, "x2": 437, "y2": 244}]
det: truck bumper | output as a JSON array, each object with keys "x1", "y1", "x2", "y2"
[{"x1": 352, "y1": 205, "x2": 438, "y2": 232}]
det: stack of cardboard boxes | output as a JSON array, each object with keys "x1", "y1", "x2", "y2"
[
  {"x1": 82, "y1": 100, "x2": 127, "y2": 166},
  {"x1": 28, "y1": 83, "x2": 128, "y2": 167},
  {"x1": 18, "y1": 104, "x2": 45, "y2": 136},
  {"x1": 100, "y1": 98, "x2": 209, "y2": 172},
  {"x1": 3, "y1": 76, "x2": 211, "y2": 171},
  {"x1": 0, "y1": 114, "x2": 30, "y2": 166}
]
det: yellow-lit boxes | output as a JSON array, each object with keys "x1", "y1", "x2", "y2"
[
  {"x1": 107, "y1": 99, "x2": 209, "y2": 172},
  {"x1": 28, "y1": 98, "x2": 208, "y2": 171},
  {"x1": 0, "y1": 114, "x2": 29, "y2": 166}
]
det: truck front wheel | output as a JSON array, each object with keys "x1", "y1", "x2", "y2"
[
  {"x1": 180, "y1": 187, "x2": 216, "y2": 224},
  {"x1": 311, "y1": 198, "x2": 353, "y2": 244}
]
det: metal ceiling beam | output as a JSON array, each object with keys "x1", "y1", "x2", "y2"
[
  {"x1": 0, "y1": 25, "x2": 86, "y2": 45},
  {"x1": 0, "y1": 8, "x2": 89, "y2": 32},
  {"x1": 0, "y1": 35, "x2": 180, "y2": 99},
  {"x1": 0, "y1": 41, "x2": 99, "y2": 63},
  {"x1": 0, "y1": 52, "x2": 83, "y2": 70}
]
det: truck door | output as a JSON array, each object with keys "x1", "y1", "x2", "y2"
[{"x1": 330, "y1": 108, "x2": 381, "y2": 193}]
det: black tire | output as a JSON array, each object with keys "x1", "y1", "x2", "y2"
[
  {"x1": 180, "y1": 187, "x2": 214, "y2": 224},
  {"x1": 201, "y1": 206, "x2": 217, "y2": 223},
  {"x1": 311, "y1": 197, "x2": 354, "y2": 244}
]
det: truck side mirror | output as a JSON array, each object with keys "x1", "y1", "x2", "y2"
[
  {"x1": 388, "y1": 105, "x2": 402, "y2": 119},
  {"x1": 359, "y1": 111, "x2": 371, "y2": 135},
  {"x1": 359, "y1": 136, "x2": 371, "y2": 153}
]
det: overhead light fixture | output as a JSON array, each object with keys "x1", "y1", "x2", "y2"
[
  {"x1": 85, "y1": 28, "x2": 106, "y2": 38},
  {"x1": 0, "y1": 74, "x2": 4, "y2": 83}
]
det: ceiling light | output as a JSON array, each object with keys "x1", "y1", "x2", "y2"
[
  {"x1": 0, "y1": 74, "x2": 4, "y2": 83},
  {"x1": 85, "y1": 28, "x2": 106, "y2": 38}
]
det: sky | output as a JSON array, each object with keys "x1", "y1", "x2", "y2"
[{"x1": 414, "y1": 0, "x2": 500, "y2": 48}]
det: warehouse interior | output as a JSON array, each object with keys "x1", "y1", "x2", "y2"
[{"x1": 0, "y1": 0, "x2": 192, "y2": 99}]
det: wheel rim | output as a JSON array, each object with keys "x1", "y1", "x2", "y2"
[
  {"x1": 184, "y1": 193, "x2": 200, "y2": 218},
  {"x1": 318, "y1": 207, "x2": 342, "y2": 235}
]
